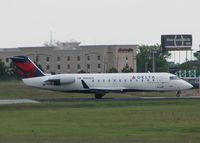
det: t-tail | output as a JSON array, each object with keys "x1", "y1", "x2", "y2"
[{"x1": 10, "y1": 56, "x2": 45, "y2": 78}]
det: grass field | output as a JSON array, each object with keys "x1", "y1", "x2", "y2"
[{"x1": 0, "y1": 80, "x2": 200, "y2": 143}]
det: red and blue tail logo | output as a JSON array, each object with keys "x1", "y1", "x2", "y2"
[{"x1": 10, "y1": 56, "x2": 45, "y2": 78}]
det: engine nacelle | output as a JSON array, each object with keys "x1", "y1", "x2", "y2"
[
  {"x1": 60, "y1": 76, "x2": 75, "y2": 84},
  {"x1": 44, "y1": 75, "x2": 75, "y2": 86}
]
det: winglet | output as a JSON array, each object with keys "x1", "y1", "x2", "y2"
[{"x1": 81, "y1": 80, "x2": 89, "y2": 89}]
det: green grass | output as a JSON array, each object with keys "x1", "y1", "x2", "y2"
[
  {"x1": 0, "y1": 80, "x2": 200, "y2": 143},
  {"x1": 0, "y1": 101, "x2": 200, "y2": 143}
]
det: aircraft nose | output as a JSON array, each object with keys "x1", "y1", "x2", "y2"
[
  {"x1": 183, "y1": 81, "x2": 193, "y2": 89},
  {"x1": 188, "y1": 83, "x2": 193, "y2": 89}
]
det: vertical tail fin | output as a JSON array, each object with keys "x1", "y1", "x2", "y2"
[{"x1": 10, "y1": 56, "x2": 45, "y2": 78}]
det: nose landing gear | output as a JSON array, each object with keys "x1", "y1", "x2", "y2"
[{"x1": 176, "y1": 91, "x2": 181, "y2": 97}]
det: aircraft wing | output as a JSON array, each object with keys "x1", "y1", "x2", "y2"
[{"x1": 81, "y1": 80, "x2": 125, "y2": 93}]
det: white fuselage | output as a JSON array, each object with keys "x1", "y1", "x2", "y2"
[{"x1": 22, "y1": 72, "x2": 192, "y2": 93}]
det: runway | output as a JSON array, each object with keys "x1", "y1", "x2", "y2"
[
  {"x1": 0, "y1": 99, "x2": 39, "y2": 105},
  {"x1": 36, "y1": 96, "x2": 200, "y2": 102},
  {"x1": 1, "y1": 96, "x2": 200, "y2": 105}
]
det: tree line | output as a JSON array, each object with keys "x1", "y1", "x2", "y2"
[
  {"x1": 0, "y1": 62, "x2": 19, "y2": 80},
  {"x1": 137, "y1": 44, "x2": 200, "y2": 76}
]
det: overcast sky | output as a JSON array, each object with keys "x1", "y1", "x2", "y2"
[{"x1": 0, "y1": 0, "x2": 199, "y2": 53}]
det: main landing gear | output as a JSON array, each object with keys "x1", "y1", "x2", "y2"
[
  {"x1": 94, "y1": 93, "x2": 105, "y2": 99},
  {"x1": 176, "y1": 91, "x2": 181, "y2": 97}
]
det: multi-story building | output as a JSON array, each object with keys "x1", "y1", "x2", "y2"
[{"x1": 0, "y1": 42, "x2": 138, "y2": 73}]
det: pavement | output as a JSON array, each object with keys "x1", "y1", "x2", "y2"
[
  {"x1": 0, "y1": 99, "x2": 40, "y2": 105},
  {"x1": 1, "y1": 96, "x2": 200, "y2": 105},
  {"x1": 35, "y1": 96, "x2": 200, "y2": 102}
]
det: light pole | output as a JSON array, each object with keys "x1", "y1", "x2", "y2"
[{"x1": 151, "y1": 51, "x2": 157, "y2": 72}]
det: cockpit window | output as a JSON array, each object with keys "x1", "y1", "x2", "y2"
[{"x1": 169, "y1": 76, "x2": 179, "y2": 80}]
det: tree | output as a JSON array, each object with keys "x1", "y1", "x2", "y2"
[
  {"x1": 193, "y1": 50, "x2": 200, "y2": 61},
  {"x1": 0, "y1": 61, "x2": 7, "y2": 79},
  {"x1": 108, "y1": 67, "x2": 118, "y2": 73},
  {"x1": 168, "y1": 50, "x2": 200, "y2": 77},
  {"x1": 78, "y1": 70, "x2": 86, "y2": 73},
  {"x1": 178, "y1": 50, "x2": 200, "y2": 76},
  {"x1": 0, "y1": 61, "x2": 17, "y2": 80},
  {"x1": 137, "y1": 44, "x2": 170, "y2": 72},
  {"x1": 8, "y1": 62, "x2": 20, "y2": 79},
  {"x1": 121, "y1": 64, "x2": 133, "y2": 73}
]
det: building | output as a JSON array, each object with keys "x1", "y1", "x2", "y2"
[{"x1": 0, "y1": 42, "x2": 138, "y2": 73}]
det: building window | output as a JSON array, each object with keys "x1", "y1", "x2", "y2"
[
  {"x1": 97, "y1": 56, "x2": 101, "y2": 61},
  {"x1": 98, "y1": 64, "x2": 101, "y2": 69},
  {"x1": 87, "y1": 56, "x2": 90, "y2": 61},
  {"x1": 46, "y1": 65, "x2": 50, "y2": 70},
  {"x1": 77, "y1": 64, "x2": 80, "y2": 69},
  {"x1": 57, "y1": 65, "x2": 61, "y2": 70},
  {"x1": 77, "y1": 56, "x2": 80, "y2": 61},
  {"x1": 67, "y1": 56, "x2": 70, "y2": 61},
  {"x1": 87, "y1": 64, "x2": 90, "y2": 69},
  {"x1": 57, "y1": 57, "x2": 61, "y2": 62},
  {"x1": 46, "y1": 57, "x2": 50, "y2": 62},
  {"x1": 67, "y1": 64, "x2": 70, "y2": 69}
]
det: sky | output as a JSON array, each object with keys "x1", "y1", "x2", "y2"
[{"x1": 0, "y1": 0, "x2": 200, "y2": 62}]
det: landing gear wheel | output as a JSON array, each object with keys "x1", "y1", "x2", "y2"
[
  {"x1": 176, "y1": 91, "x2": 181, "y2": 97},
  {"x1": 94, "y1": 93, "x2": 105, "y2": 99}
]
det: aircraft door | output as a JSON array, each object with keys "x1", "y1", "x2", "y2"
[{"x1": 157, "y1": 76, "x2": 164, "y2": 88}]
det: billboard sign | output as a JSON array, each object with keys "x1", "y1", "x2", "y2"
[{"x1": 161, "y1": 34, "x2": 192, "y2": 50}]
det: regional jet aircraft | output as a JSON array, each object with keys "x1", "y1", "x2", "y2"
[{"x1": 10, "y1": 56, "x2": 193, "y2": 99}]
